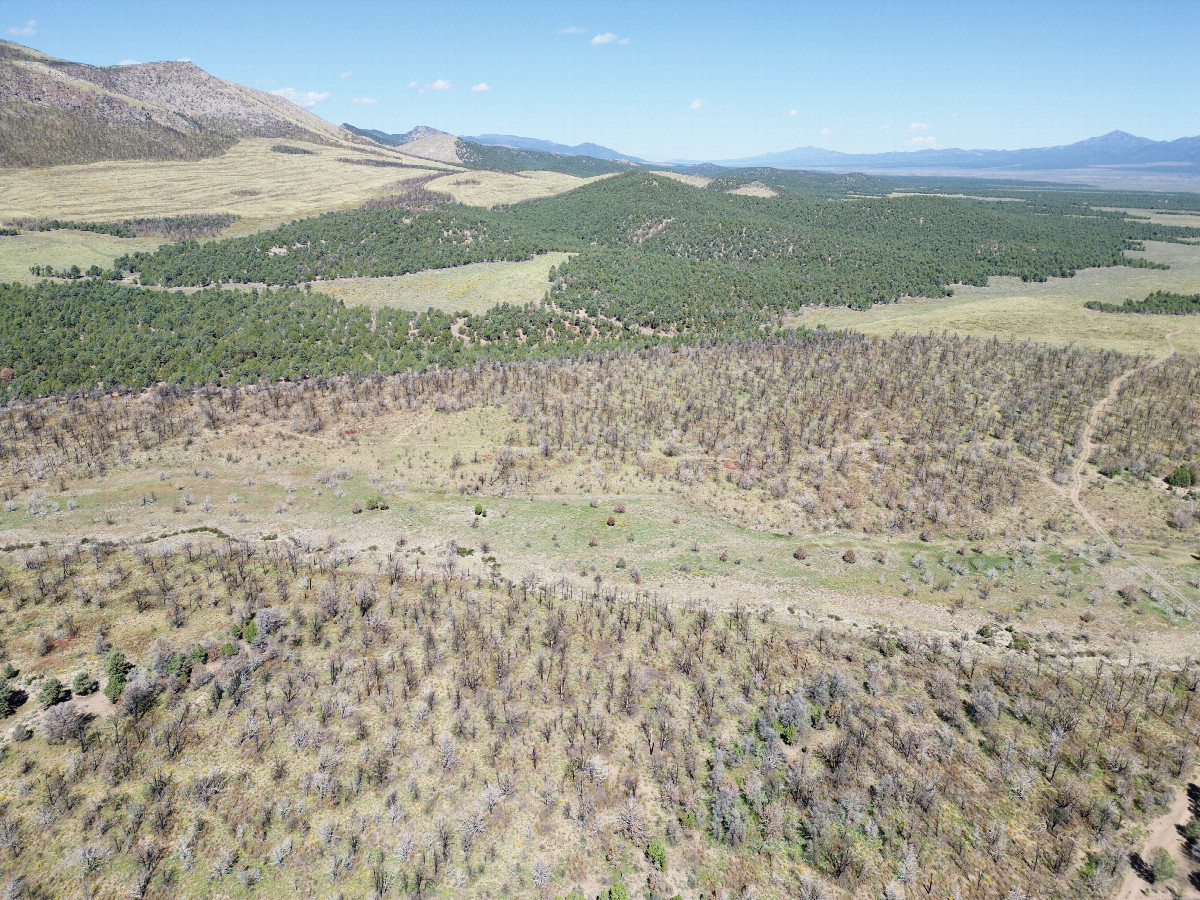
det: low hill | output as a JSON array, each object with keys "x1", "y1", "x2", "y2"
[
  {"x1": 463, "y1": 132, "x2": 641, "y2": 161},
  {"x1": 0, "y1": 40, "x2": 367, "y2": 167},
  {"x1": 344, "y1": 122, "x2": 637, "y2": 176}
]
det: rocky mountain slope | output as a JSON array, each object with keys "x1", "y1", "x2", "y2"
[{"x1": 0, "y1": 40, "x2": 365, "y2": 167}]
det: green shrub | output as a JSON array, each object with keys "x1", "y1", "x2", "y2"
[
  {"x1": 1166, "y1": 464, "x2": 1197, "y2": 488},
  {"x1": 37, "y1": 677, "x2": 69, "y2": 709},
  {"x1": 1, "y1": 662, "x2": 18, "y2": 680},
  {"x1": 242, "y1": 618, "x2": 259, "y2": 643},
  {"x1": 103, "y1": 649, "x2": 131, "y2": 703},
  {"x1": 0, "y1": 679, "x2": 26, "y2": 717},
  {"x1": 221, "y1": 642, "x2": 237, "y2": 659},
  {"x1": 72, "y1": 671, "x2": 98, "y2": 695},
  {"x1": 647, "y1": 836, "x2": 667, "y2": 871},
  {"x1": 475, "y1": 503, "x2": 484, "y2": 516},
  {"x1": 1151, "y1": 847, "x2": 1176, "y2": 882}
]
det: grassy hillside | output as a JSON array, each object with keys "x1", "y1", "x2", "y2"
[{"x1": 0, "y1": 41, "x2": 365, "y2": 168}]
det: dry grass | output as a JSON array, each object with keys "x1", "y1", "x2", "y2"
[
  {"x1": 427, "y1": 169, "x2": 605, "y2": 207},
  {"x1": 652, "y1": 170, "x2": 713, "y2": 188},
  {"x1": 794, "y1": 240, "x2": 1200, "y2": 355},
  {"x1": 727, "y1": 182, "x2": 779, "y2": 198},
  {"x1": 0, "y1": 230, "x2": 164, "y2": 281},
  {"x1": 318, "y1": 252, "x2": 572, "y2": 314},
  {"x1": 0, "y1": 138, "x2": 454, "y2": 225}
]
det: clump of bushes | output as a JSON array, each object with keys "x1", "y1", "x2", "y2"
[
  {"x1": 72, "y1": 671, "x2": 98, "y2": 695},
  {"x1": 1166, "y1": 464, "x2": 1196, "y2": 488},
  {"x1": 103, "y1": 648, "x2": 131, "y2": 703}
]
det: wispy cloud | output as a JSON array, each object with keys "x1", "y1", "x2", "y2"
[
  {"x1": 117, "y1": 59, "x2": 141, "y2": 67},
  {"x1": 785, "y1": 109, "x2": 798, "y2": 117},
  {"x1": 6, "y1": 19, "x2": 35, "y2": 36},
  {"x1": 947, "y1": 112, "x2": 960, "y2": 119},
  {"x1": 592, "y1": 32, "x2": 629, "y2": 45},
  {"x1": 559, "y1": 25, "x2": 585, "y2": 34},
  {"x1": 818, "y1": 126, "x2": 833, "y2": 135},
  {"x1": 904, "y1": 136, "x2": 938, "y2": 148},
  {"x1": 351, "y1": 97, "x2": 378, "y2": 105},
  {"x1": 254, "y1": 77, "x2": 279, "y2": 86},
  {"x1": 270, "y1": 88, "x2": 331, "y2": 107},
  {"x1": 908, "y1": 122, "x2": 930, "y2": 132},
  {"x1": 688, "y1": 99, "x2": 704, "y2": 111},
  {"x1": 409, "y1": 79, "x2": 452, "y2": 94},
  {"x1": 339, "y1": 72, "x2": 353, "y2": 79},
  {"x1": 471, "y1": 82, "x2": 491, "y2": 92}
]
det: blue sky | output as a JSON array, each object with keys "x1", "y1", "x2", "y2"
[{"x1": 5, "y1": 0, "x2": 1199, "y2": 160}]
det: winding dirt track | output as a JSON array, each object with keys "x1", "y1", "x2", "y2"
[
  {"x1": 1066, "y1": 329, "x2": 1192, "y2": 610},
  {"x1": 1115, "y1": 777, "x2": 1199, "y2": 900}
]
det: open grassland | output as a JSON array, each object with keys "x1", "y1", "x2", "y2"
[
  {"x1": 426, "y1": 170, "x2": 607, "y2": 207},
  {"x1": 653, "y1": 171, "x2": 714, "y2": 188},
  {"x1": 319, "y1": 252, "x2": 572, "y2": 313},
  {"x1": 795, "y1": 240, "x2": 1200, "y2": 355},
  {"x1": 0, "y1": 229, "x2": 164, "y2": 282},
  {"x1": 0, "y1": 138, "x2": 454, "y2": 225}
]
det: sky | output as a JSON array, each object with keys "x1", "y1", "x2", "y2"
[{"x1": 4, "y1": 0, "x2": 1199, "y2": 161}]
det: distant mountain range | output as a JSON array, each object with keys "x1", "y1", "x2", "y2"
[
  {"x1": 718, "y1": 131, "x2": 1200, "y2": 171},
  {"x1": 463, "y1": 134, "x2": 643, "y2": 163},
  {"x1": 0, "y1": 40, "x2": 360, "y2": 167}
]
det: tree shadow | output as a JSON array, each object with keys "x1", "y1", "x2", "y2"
[{"x1": 1128, "y1": 850, "x2": 1152, "y2": 884}]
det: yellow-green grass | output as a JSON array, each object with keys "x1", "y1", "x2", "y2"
[
  {"x1": 317, "y1": 252, "x2": 571, "y2": 313},
  {"x1": 794, "y1": 240, "x2": 1200, "y2": 355},
  {"x1": 652, "y1": 170, "x2": 713, "y2": 188},
  {"x1": 427, "y1": 169, "x2": 608, "y2": 207},
  {"x1": 1097, "y1": 207, "x2": 1200, "y2": 229},
  {"x1": 0, "y1": 229, "x2": 165, "y2": 282},
  {"x1": 727, "y1": 182, "x2": 779, "y2": 198},
  {"x1": 0, "y1": 137, "x2": 453, "y2": 225},
  {"x1": 4, "y1": 399, "x2": 1194, "y2": 657}
]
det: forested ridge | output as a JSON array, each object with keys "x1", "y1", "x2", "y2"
[
  {"x1": 116, "y1": 173, "x2": 1200, "y2": 316},
  {"x1": 1086, "y1": 290, "x2": 1200, "y2": 315}
]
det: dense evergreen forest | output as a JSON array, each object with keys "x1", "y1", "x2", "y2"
[
  {"x1": 8, "y1": 172, "x2": 1200, "y2": 398},
  {"x1": 117, "y1": 173, "x2": 1200, "y2": 315},
  {"x1": 1086, "y1": 290, "x2": 1200, "y2": 314},
  {"x1": 0, "y1": 280, "x2": 650, "y2": 399}
]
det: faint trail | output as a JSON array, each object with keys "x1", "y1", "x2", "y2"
[
  {"x1": 1115, "y1": 773, "x2": 1199, "y2": 900},
  {"x1": 1068, "y1": 329, "x2": 1192, "y2": 609}
]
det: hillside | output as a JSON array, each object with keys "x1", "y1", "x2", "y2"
[
  {"x1": 0, "y1": 41, "x2": 366, "y2": 167},
  {"x1": 344, "y1": 123, "x2": 637, "y2": 176}
]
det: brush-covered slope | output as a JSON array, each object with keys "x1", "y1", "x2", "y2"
[{"x1": 0, "y1": 40, "x2": 362, "y2": 167}]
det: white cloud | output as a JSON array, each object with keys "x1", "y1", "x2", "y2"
[
  {"x1": 785, "y1": 109, "x2": 798, "y2": 117},
  {"x1": 339, "y1": 72, "x2": 353, "y2": 79},
  {"x1": 176, "y1": 57, "x2": 191, "y2": 63},
  {"x1": 254, "y1": 77, "x2": 279, "y2": 86},
  {"x1": 6, "y1": 19, "x2": 35, "y2": 36},
  {"x1": 592, "y1": 32, "x2": 617, "y2": 44},
  {"x1": 948, "y1": 112, "x2": 960, "y2": 118},
  {"x1": 818, "y1": 126, "x2": 833, "y2": 135},
  {"x1": 351, "y1": 97, "x2": 378, "y2": 105},
  {"x1": 688, "y1": 99, "x2": 704, "y2": 110},
  {"x1": 471, "y1": 82, "x2": 491, "y2": 92},
  {"x1": 904, "y1": 136, "x2": 938, "y2": 148},
  {"x1": 410, "y1": 79, "x2": 452, "y2": 93},
  {"x1": 117, "y1": 59, "x2": 141, "y2": 67},
  {"x1": 270, "y1": 87, "x2": 331, "y2": 107},
  {"x1": 908, "y1": 122, "x2": 930, "y2": 131},
  {"x1": 618, "y1": 37, "x2": 630, "y2": 44},
  {"x1": 559, "y1": 25, "x2": 585, "y2": 34}
]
